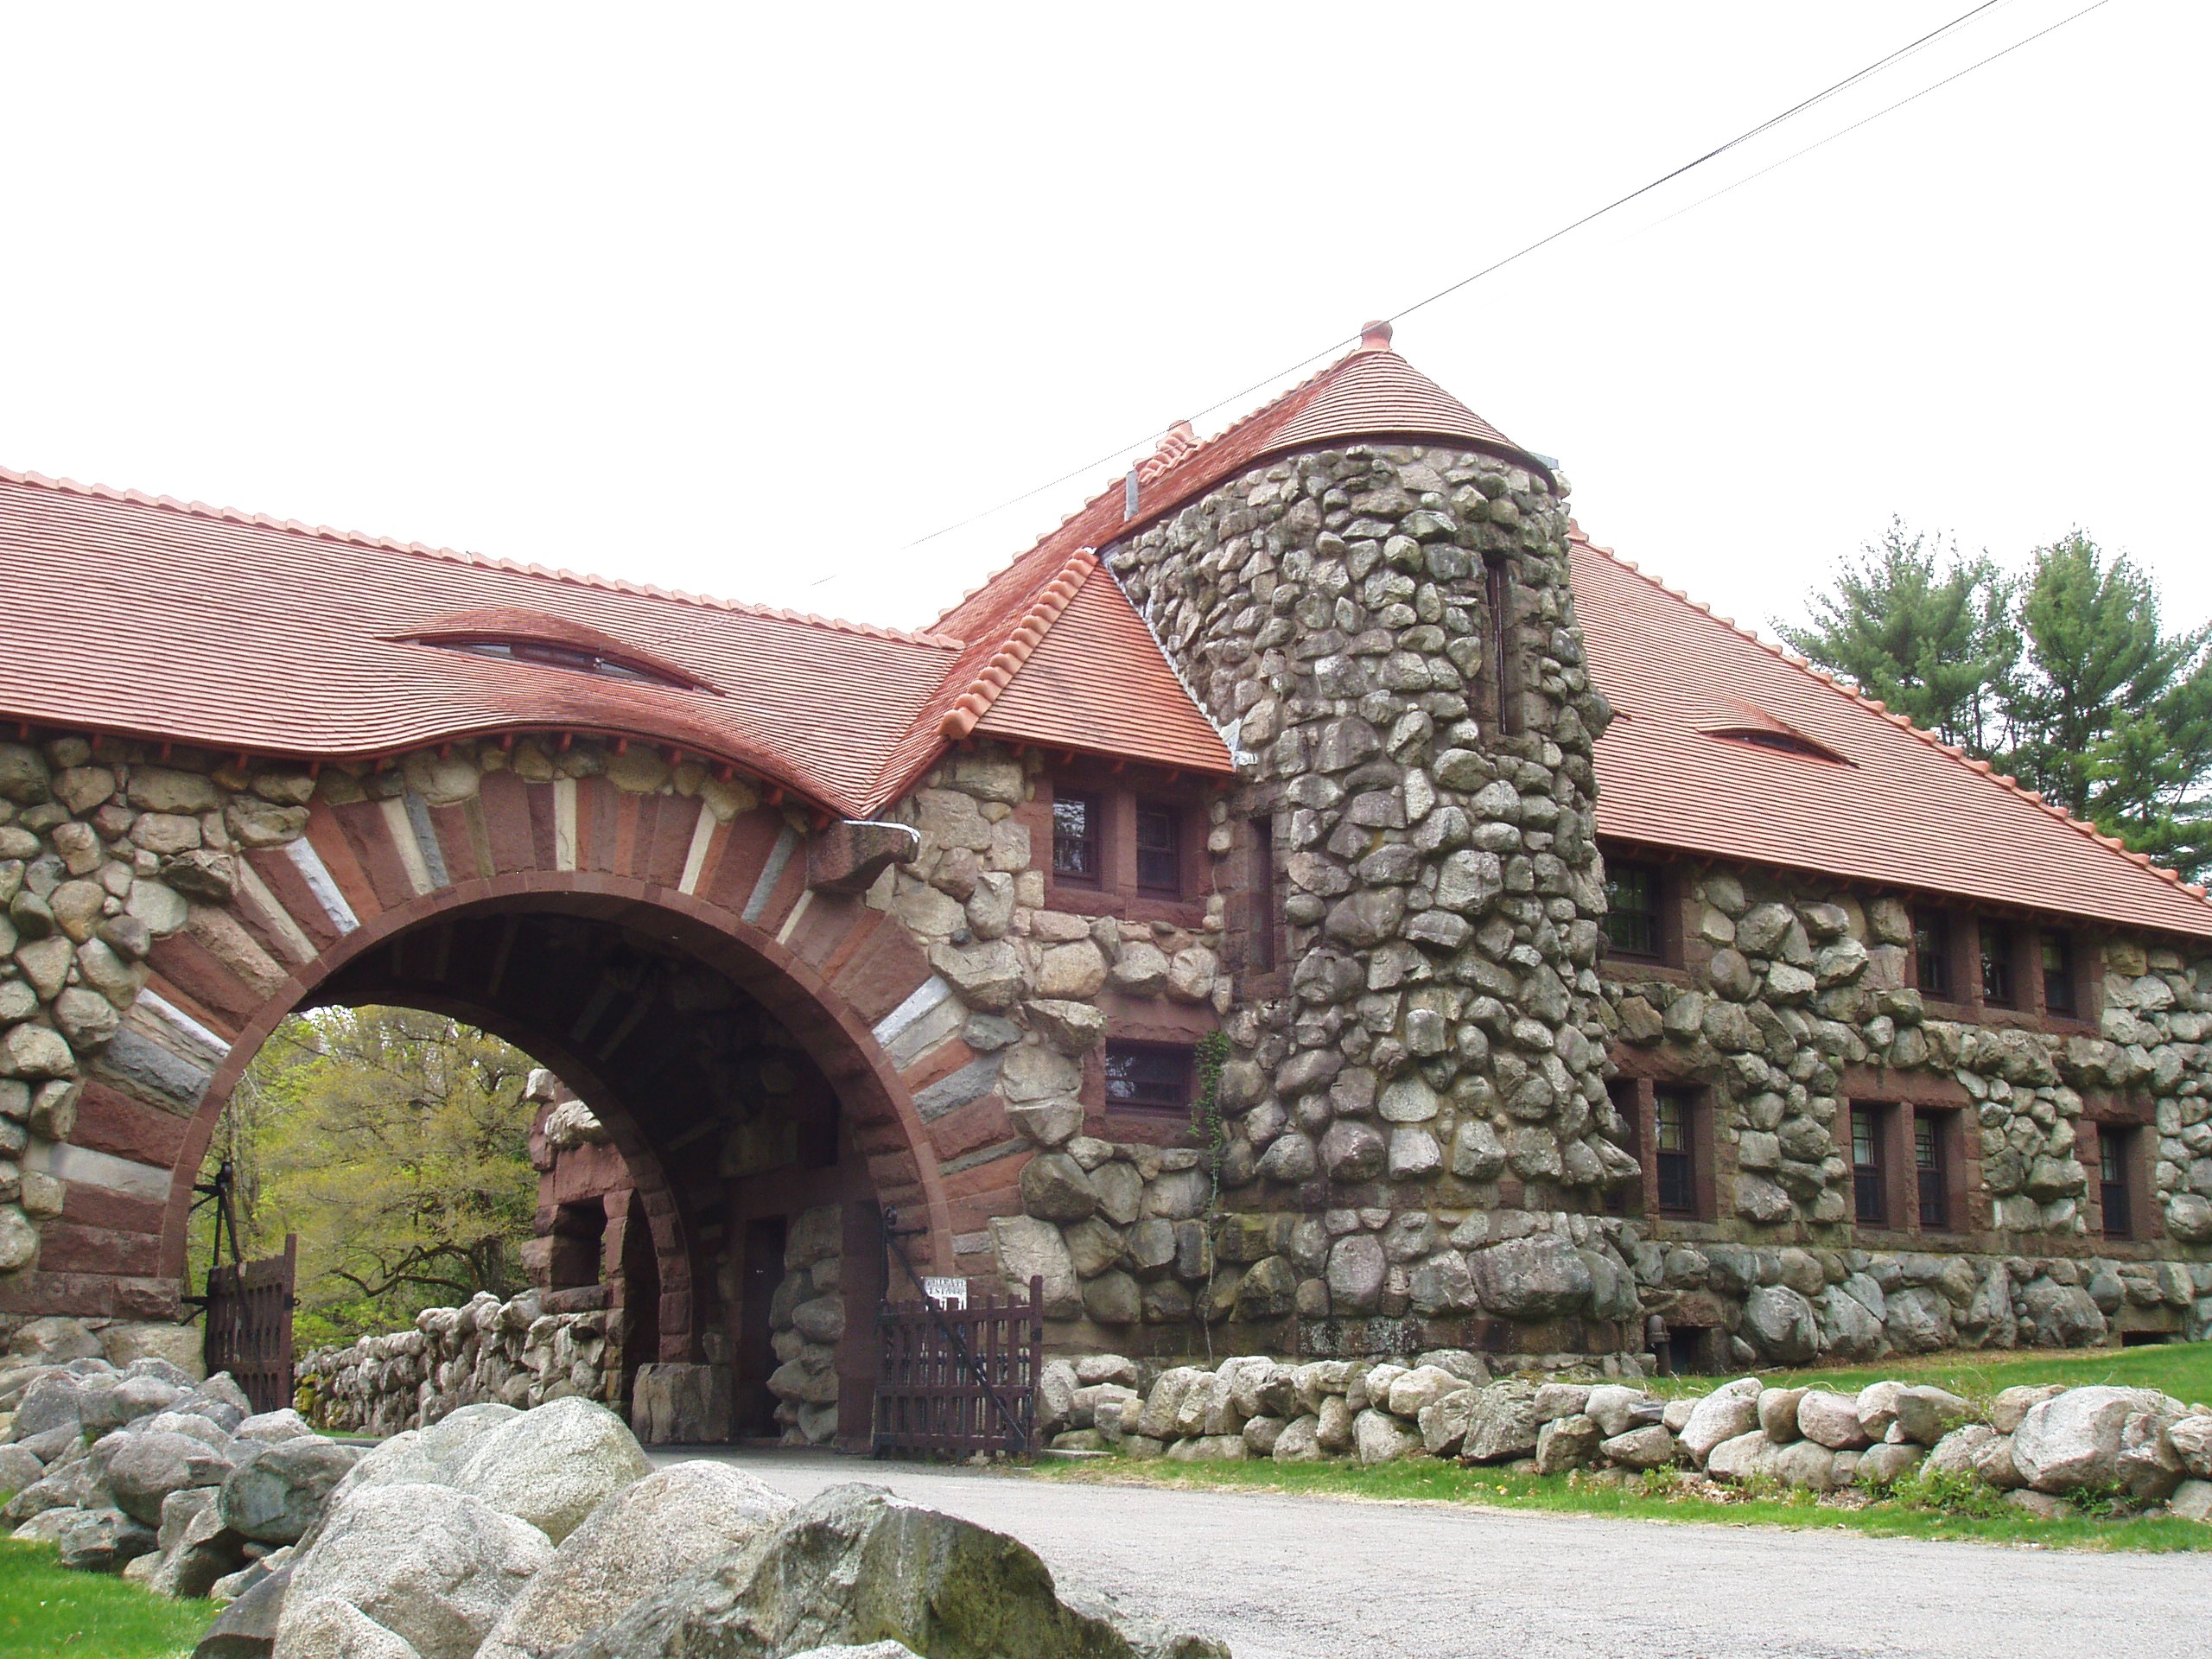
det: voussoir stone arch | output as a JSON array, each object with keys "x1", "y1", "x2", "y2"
[{"x1": 0, "y1": 733, "x2": 956, "y2": 1348}]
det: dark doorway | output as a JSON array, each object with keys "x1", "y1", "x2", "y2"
[{"x1": 736, "y1": 1215, "x2": 788, "y2": 1437}]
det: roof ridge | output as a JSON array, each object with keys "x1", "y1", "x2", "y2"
[
  {"x1": 926, "y1": 349, "x2": 1360, "y2": 631},
  {"x1": 939, "y1": 548, "x2": 1100, "y2": 739},
  {"x1": 0, "y1": 465, "x2": 968, "y2": 652},
  {"x1": 1568, "y1": 524, "x2": 2212, "y2": 906}
]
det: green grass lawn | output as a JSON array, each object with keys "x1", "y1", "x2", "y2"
[
  {"x1": 1638, "y1": 1339, "x2": 2212, "y2": 1408},
  {"x1": 0, "y1": 1541, "x2": 213, "y2": 1659},
  {"x1": 1038, "y1": 1451, "x2": 2212, "y2": 1552}
]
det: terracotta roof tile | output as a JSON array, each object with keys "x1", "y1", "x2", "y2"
[
  {"x1": 0, "y1": 468, "x2": 962, "y2": 817},
  {"x1": 1573, "y1": 531, "x2": 2212, "y2": 938}
]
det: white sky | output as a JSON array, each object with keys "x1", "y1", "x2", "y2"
[{"x1": 3, "y1": 2, "x2": 2204, "y2": 646}]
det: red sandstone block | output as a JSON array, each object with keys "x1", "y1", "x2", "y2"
[
  {"x1": 244, "y1": 847, "x2": 342, "y2": 951},
  {"x1": 900, "y1": 1039, "x2": 978, "y2": 1099},
  {"x1": 330, "y1": 798, "x2": 418, "y2": 910},
  {"x1": 147, "y1": 931, "x2": 262, "y2": 1025},
  {"x1": 302, "y1": 801, "x2": 385, "y2": 923},
  {"x1": 60, "y1": 1178, "x2": 166, "y2": 1236},
  {"x1": 925, "y1": 1095, "x2": 1012, "y2": 1164},
  {"x1": 939, "y1": 1148, "x2": 1028, "y2": 1201},
  {"x1": 429, "y1": 800, "x2": 486, "y2": 884},
  {"x1": 827, "y1": 918, "x2": 931, "y2": 1027},
  {"x1": 702, "y1": 810, "x2": 788, "y2": 913},
  {"x1": 37, "y1": 1220, "x2": 162, "y2": 1276},
  {"x1": 73, "y1": 1084, "x2": 191, "y2": 1165}
]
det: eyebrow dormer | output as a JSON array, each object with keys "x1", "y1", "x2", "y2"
[{"x1": 397, "y1": 607, "x2": 709, "y2": 693}]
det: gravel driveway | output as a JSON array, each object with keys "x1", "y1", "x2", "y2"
[{"x1": 656, "y1": 1447, "x2": 2202, "y2": 1659}]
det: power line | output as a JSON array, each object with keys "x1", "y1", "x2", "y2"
[
  {"x1": 1638, "y1": 0, "x2": 2115, "y2": 233},
  {"x1": 874, "y1": 0, "x2": 2101, "y2": 568}
]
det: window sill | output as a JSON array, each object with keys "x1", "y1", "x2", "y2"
[
  {"x1": 1600, "y1": 959, "x2": 1691, "y2": 988},
  {"x1": 1044, "y1": 883, "x2": 1207, "y2": 929}
]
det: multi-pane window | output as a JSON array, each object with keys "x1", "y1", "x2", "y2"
[
  {"x1": 1605, "y1": 862, "x2": 1662, "y2": 958},
  {"x1": 1980, "y1": 921, "x2": 2015, "y2": 1007},
  {"x1": 1135, "y1": 804, "x2": 1181, "y2": 896},
  {"x1": 2101, "y1": 1128, "x2": 2133, "y2": 1239},
  {"x1": 1103, "y1": 1042, "x2": 1193, "y2": 1114},
  {"x1": 1912, "y1": 911, "x2": 1953, "y2": 998},
  {"x1": 1915, "y1": 1114, "x2": 1950, "y2": 1230},
  {"x1": 1052, "y1": 792, "x2": 1101, "y2": 885},
  {"x1": 1655, "y1": 1088, "x2": 1697, "y2": 1217},
  {"x1": 2043, "y1": 931, "x2": 2078, "y2": 1016},
  {"x1": 1853, "y1": 1108, "x2": 1888, "y2": 1226}
]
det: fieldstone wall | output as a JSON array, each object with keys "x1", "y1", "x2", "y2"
[
  {"x1": 1604, "y1": 864, "x2": 2212, "y2": 1367},
  {"x1": 871, "y1": 743, "x2": 1244, "y2": 1327},
  {"x1": 1097, "y1": 442, "x2": 1639, "y2": 1363},
  {"x1": 1038, "y1": 1345, "x2": 2212, "y2": 1524},
  {"x1": 297, "y1": 1289, "x2": 614, "y2": 1436},
  {"x1": 763, "y1": 1204, "x2": 844, "y2": 1445}
]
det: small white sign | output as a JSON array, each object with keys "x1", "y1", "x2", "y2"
[{"x1": 923, "y1": 1276, "x2": 969, "y2": 1309}]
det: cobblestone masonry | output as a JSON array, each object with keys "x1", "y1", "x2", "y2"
[{"x1": 0, "y1": 428, "x2": 2208, "y2": 1395}]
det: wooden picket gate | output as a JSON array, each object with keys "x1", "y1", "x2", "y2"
[
  {"x1": 874, "y1": 1273, "x2": 1042, "y2": 1458},
  {"x1": 869, "y1": 1205, "x2": 1041, "y2": 1457},
  {"x1": 204, "y1": 1233, "x2": 297, "y2": 1414}
]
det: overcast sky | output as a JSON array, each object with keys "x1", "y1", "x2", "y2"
[{"x1": 3, "y1": 2, "x2": 2203, "y2": 646}]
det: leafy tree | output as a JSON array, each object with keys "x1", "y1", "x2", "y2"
[
  {"x1": 2007, "y1": 532, "x2": 2212, "y2": 879},
  {"x1": 1774, "y1": 518, "x2": 2018, "y2": 756},
  {"x1": 1781, "y1": 525, "x2": 2212, "y2": 881},
  {"x1": 193, "y1": 1007, "x2": 543, "y2": 1349}
]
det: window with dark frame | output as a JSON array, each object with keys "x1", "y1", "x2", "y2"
[
  {"x1": 2043, "y1": 931, "x2": 2078, "y2": 1016},
  {"x1": 1655, "y1": 1087, "x2": 1698, "y2": 1217},
  {"x1": 1604, "y1": 861, "x2": 1663, "y2": 959},
  {"x1": 1135, "y1": 803, "x2": 1182, "y2": 896},
  {"x1": 2100, "y1": 1128, "x2": 2133, "y2": 1239},
  {"x1": 1915, "y1": 1113, "x2": 1950, "y2": 1230},
  {"x1": 1912, "y1": 910, "x2": 1953, "y2": 998},
  {"x1": 1052, "y1": 791, "x2": 1102, "y2": 886},
  {"x1": 1853, "y1": 1107, "x2": 1888, "y2": 1226},
  {"x1": 1103, "y1": 1041, "x2": 1194, "y2": 1115},
  {"x1": 1980, "y1": 920, "x2": 2016, "y2": 1007}
]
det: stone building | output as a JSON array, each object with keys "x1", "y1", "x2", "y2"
[{"x1": 0, "y1": 322, "x2": 2204, "y2": 1442}]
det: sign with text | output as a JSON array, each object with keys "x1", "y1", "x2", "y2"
[{"x1": 922, "y1": 1276, "x2": 969, "y2": 1309}]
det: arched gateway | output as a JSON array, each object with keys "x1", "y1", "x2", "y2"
[
  {"x1": 45, "y1": 740, "x2": 964, "y2": 1441},
  {"x1": 5, "y1": 323, "x2": 2210, "y2": 1452}
]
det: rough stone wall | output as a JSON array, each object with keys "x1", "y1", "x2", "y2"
[
  {"x1": 1603, "y1": 863, "x2": 2212, "y2": 1365},
  {"x1": 764, "y1": 1203, "x2": 844, "y2": 1445},
  {"x1": 873, "y1": 744, "x2": 1244, "y2": 1330},
  {"x1": 1099, "y1": 443, "x2": 1639, "y2": 1363},
  {"x1": 297, "y1": 1288, "x2": 613, "y2": 1436}
]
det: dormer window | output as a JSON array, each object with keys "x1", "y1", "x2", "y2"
[
  {"x1": 437, "y1": 637, "x2": 693, "y2": 690},
  {"x1": 397, "y1": 607, "x2": 708, "y2": 694}
]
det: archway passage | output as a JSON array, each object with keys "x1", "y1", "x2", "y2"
[{"x1": 39, "y1": 764, "x2": 954, "y2": 1444}]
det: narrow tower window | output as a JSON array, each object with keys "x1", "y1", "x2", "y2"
[{"x1": 1484, "y1": 556, "x2": 1522, "y2": 736}]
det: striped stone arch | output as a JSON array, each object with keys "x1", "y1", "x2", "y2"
[{"x1": 36, "y1": 744, "x2": 957, "y2": 1364}]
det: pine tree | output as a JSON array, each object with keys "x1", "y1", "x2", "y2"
[{"x1": 1774, "y1": 518, "x2": 2018, "y2": 757}]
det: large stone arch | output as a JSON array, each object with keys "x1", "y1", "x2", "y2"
[{"x1": 9, "y1": 739, "x2": 961, "y2": 1419}]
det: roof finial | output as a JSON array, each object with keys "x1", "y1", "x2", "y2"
[{"x1": 1357, "y1": 318, "x2": 1395, "y2": 353}]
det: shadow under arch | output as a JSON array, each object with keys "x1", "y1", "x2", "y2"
[{"x1": 158, "y1": 873, "x2": 955, "y2": 1414}]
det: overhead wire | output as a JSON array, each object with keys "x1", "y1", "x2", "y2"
[
  {"x1": 859, "y1": 0, "x2": 2113, "y2": 575},
  {"x1": 1636, "y1": 0, "x2": 2114, "y2": 234}
]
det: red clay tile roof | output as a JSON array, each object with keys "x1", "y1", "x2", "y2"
[
  {"x1": 0, "y1": 467, "x2": 964, "y2": 817},
  {"x1": 931, "y1": 334, "x2": 1547, "y2": 649},
  {"x1": 1573, "y1": 531, "x2": 2212, "y2": 939},
  {"x1": 967, "y1": 559, "x2": 1232, "y2": 774}
]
